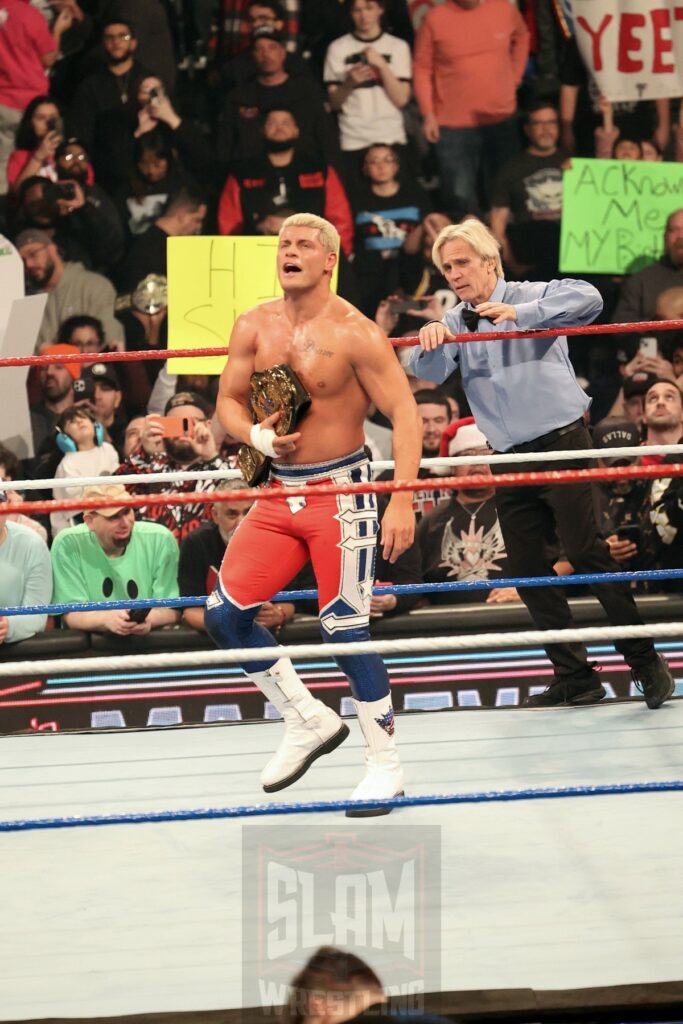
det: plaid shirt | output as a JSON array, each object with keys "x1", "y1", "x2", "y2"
[
  {"x1": 217, "y1": 0, "x2": 300, "y2": 58},
  {"x1": 115, "y1": 449, "x2": 232, "y2": 543}
]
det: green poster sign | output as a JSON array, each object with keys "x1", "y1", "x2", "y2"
[{"x1": 559, "y1": 158, "x2": 683, "y2": 275}]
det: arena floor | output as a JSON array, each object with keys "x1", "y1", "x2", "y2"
[{"x1": 1, "y1": 700, "x2": 682, "y2": 1021}]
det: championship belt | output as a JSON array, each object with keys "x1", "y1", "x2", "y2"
[{"x1": 238, "y1": 364, "x2": 312, "y2": 486}]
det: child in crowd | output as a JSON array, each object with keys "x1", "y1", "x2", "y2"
[{"x1": 51, "y1": 408, "x2": 120, "y2": 536}]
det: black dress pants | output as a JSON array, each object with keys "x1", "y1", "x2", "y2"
[{"x1": 492, "y1": 424, "x2": 655, "y2": 678}]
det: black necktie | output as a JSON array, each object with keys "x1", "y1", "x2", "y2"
[{"x1": 462, "y1": 308, "x2": 481, "y2": 332}]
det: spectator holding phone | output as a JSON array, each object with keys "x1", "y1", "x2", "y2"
[
  {"x1": 6, "y1": 96, "x2": 65, "y2": 193},
  {"x1": 52, "y1": 483, "x2": 180, "y2": 636},
  {"x1": 592, "y1": 418, "x2": 648, "y2": 571},
  {"x1": 324, "y1": 0, "x2": 412, "y2": 171},
  {"x1": 116, "y1": 390, "x2": 231, "y2": 541}
]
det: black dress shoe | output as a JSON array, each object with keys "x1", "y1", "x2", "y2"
[
  {"x1": 631, "y1": 654, "x2": 675, "y2": 709},
  {"x1": 523, "y1": 673, "x2": 607, "y2": 708}
]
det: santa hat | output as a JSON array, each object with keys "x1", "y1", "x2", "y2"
[{"x1": 439, "y1": 416, "x2": 489, "y2": 457}]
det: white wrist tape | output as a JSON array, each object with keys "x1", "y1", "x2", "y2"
[{"x1": 250, "y1": 422, "x2": 278, "y2": 458}]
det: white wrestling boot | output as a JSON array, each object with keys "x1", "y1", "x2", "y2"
[
  {"x1": 346, "y1": 696, "x2": 405, "y2": 818},
  {"x1": 255, "y1": 657, "x2": 349, "y2": 792}
]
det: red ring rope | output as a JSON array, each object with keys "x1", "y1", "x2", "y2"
[
  {"x1": 2, "y1": 319, "x2": 682, "y2": 368},
  {"x1": 4, "y1": 462, "x2": 682, "y2": 518}
]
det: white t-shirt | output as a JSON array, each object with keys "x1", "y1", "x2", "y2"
[
  {"x1": 324, "y1": 32, "x2": 411, "y2": 151},
  {"x1": 51, "y1": 443, "x2": 121, "y2": 536}
]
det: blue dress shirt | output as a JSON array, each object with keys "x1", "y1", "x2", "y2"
[{"x1": 408, "y1": 277, "x2": 603, "y2": 452}]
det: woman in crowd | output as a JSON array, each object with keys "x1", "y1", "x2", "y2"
[{"x1": 7, "y1": 96, "x2": 66, "y2": 192}]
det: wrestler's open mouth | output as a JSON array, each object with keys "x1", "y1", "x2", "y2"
[{"x1": 283, "y1": 263, "x2": 302, "y2": 273}]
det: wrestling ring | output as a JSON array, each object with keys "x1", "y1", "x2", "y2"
[{"x1": 1, "y1": 322, "x2": 683, "y2": 1022}]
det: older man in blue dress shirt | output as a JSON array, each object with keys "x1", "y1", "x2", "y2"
[{"x1": 409, "y1": 219, "x2": 674, "y2": 709}]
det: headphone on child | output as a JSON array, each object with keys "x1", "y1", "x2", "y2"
[{"x1": 55, "y1": 416, "x2": 106, "y2": 454}]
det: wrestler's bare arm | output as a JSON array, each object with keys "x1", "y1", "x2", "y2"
[
  {"x1": 216, "y1": 314, "x2": 260, "y2": 445},
  {"x1": 351, "y1": 320, "x2": 422, "y2": 561},
  {"x1": 217, "y1": 311, "x2": 302, "y2": 454}
]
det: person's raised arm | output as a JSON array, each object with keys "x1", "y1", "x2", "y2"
[{"x1": 352, "y1": 322, "x2": 422, "y2": 563}]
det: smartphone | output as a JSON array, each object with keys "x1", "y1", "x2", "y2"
[
  {"x1": 639, "y1": 336, "x2": 658, "y2": 358},
  {"x1": 73, "y1": 376, "x2": 96, "y2": 402},
  {"x1": 155, "y1": 415, "x2": 194, "y2": 438},
  {"x1": 127, "y1": 607, "x2": 150, "y2": 623},
  {"x1": 46, "y1": 116, "x2": 63, "y2": 135},
  {"x1": 389, "y1": 298, "x2": 429, "y2": 314},
  {"x1": 616, "y1": 524, "x2": 640, "y2": 546}
]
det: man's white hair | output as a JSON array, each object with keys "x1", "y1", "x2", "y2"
[
  {"x1": 280, "y1": 213, "x2": 340, "y2": 254},
  {"x1": 432, "y1": 220, "x2": 503, "y2": 278}
]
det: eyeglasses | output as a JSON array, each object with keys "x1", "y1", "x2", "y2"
[
  {"x1": 104, "y1": 32, "x2": 131, "y2": 41},
  {"x1": 61, "y1": 152, "x2": 87, "y2": 163}
]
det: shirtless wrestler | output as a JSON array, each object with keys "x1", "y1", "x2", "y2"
[{"x1": 205, "y1": 212, "x2": 422, "y2": 815}]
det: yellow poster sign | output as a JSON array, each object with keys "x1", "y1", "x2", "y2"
[{"x1": 167, "y1": 235, "x2": 338, "y2": 374}]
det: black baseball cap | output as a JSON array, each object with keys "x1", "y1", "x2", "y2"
[
  {"x1": 83, "y1": 362, "x2": 121, "y2": 390},
  {"x1": 592, "y1": 417, "x2": 641, "y2": 466},
  {"x1": 252, "y1": 24, "x2": 284, "y2": 45},
  {"x1": 164, "y1": 390, "x2": 213, "y2": 418}
]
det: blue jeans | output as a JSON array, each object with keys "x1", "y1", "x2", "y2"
[{"x1": 435, "y1": 116, "x2": 521, "y2": 216}]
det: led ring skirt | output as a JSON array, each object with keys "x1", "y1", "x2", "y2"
[{"x1": 1, "y1": 326, "x2": 683, "y2": 1023}]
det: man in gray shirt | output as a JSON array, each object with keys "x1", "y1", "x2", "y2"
[{"x1": 15, "y1": 229, "x2": 123, "y2": 351}]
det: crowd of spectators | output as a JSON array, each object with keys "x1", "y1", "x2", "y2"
[{"x1": 1, "y1": 0, "x2": 683, "y2": 650}]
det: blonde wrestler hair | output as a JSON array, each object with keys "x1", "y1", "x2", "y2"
[
  {"x1": 280, "y1": 213, "x2": 340, "y2": 254},
  {"x1": 432, "y1": 220, "x2": 504, "y2": 279}
]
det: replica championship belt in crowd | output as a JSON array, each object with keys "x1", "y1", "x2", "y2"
[{"x1": 238, "y1": 364, "x2": 311, "y2": 486}]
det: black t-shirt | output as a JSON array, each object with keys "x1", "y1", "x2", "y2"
[
  {"x1": 219, "y1": 74, "x2": 337, "y2": 166},
  {"x1": 491, "y1": 150, "x2": 567, "y2": 224},
  {"x1": 352, "y1": 181, "x2": 430, "y2": 265},
  {"x1": 417, "y1": 495, "x2": 510, "y2": 604}
]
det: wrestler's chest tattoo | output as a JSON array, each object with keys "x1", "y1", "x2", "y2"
[{"x1": 301, "y1": 339, "x2": 334, "y2": 358}]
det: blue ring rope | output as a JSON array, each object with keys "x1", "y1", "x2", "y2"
[
  {"x1": 3, "y1": 567, "x2": 683, "y2": 618},
  {"x1": 0, "y1": 781, "x2": 681, "y2": 832}
]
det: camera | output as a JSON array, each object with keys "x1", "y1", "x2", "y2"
[
  {"x1": 148, "y1": 87, "x2": 161, "y2": 102},
  {"x1": 46, "y1": 116, "x2": 63, "y2": 135}
]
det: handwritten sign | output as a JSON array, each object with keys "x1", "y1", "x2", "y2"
[
  {"x1": 572, "y1": 0, "x2": 683, "y2": 102},
  {"x1": 167, "y1": 236, "x2": 339, "y2": 375},
  {"x1": 559, "y1": 158, "x2": 683, "y2": 275}
]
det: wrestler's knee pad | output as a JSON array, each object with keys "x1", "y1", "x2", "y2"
[
  {"x1": 319, "y1": 622, "x2": 390, "y2": 702},
  {"x1": 205, "y1": 586, "x2": 279, "y2": 672}
]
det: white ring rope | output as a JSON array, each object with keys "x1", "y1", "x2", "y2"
[
  {"x1": 3, "y1": 622, "x2": 683, "y2": 679},
  {"x1": 4, "y1": 444, "x2": 683, "y2": 493}
]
